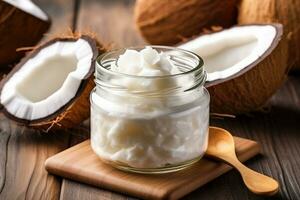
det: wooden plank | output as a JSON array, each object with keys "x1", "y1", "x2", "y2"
[
  {"x1": 0, "y1": 116, "x2": 70, "y2": 199},
  {"x1": 48, "y1": 136, "x2": 259, "y2": 200},
  {"x1": 0, "y1": 0, "x2": 76, "y2": 199},
  {"x1": 60, "y1": 179, "x2": 137, "y2": 200},
  {"x1": 0, "y1": 130, "x2": 10, "y2": 192}
]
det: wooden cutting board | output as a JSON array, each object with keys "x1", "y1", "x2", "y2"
[{"x1": 45, "y1": 136, "x2": 260, "y2": 200}]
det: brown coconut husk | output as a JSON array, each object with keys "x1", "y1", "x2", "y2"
[
  {"x1": 0, "y1": 33, "x2": 106, "y2": 132},
  {"x1": 205, "y1": 24, "x2": 289, "y2": 115},
  {"x1": 0, "y1": 0, "x2": 50, "y2": 68},
  {"x1": 134, "y1": 0, "x2": 238, "y2": 45},
  {"x1": 238, "y1": 0, "x2": 300, "y2": 70}
]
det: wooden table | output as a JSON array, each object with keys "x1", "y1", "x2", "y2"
[{"x1": 0, "y1": 0, "x2": 299, "y2": 199}]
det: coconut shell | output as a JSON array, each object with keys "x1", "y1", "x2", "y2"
[
  {"x1": 0, "y1": 1, "x2": 50, "y2": 67},
  {"x1": 30, "y1": 76, "x2": 95, "y2": 131},
  {"x1": 205, "y1": 24, "x2": 288, "y2": 115},
  {"x1": 134, "y1": 0, "x2": 238, "y2": 45},
  {"x1": 238, "y1": 0, "x2": 300, "y2": 70},
  {"x1": 0, "y1": 35, "x2": 105, "y2": 132}
]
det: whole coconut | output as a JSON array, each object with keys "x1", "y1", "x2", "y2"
[
  {"x1": 238, "y1": 0, "x2": 300, "y2": 70},
  {"x1": 134, "y1": 0, "x2": 238, "y2": 45}
]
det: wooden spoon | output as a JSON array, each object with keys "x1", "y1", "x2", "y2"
[{"x1": 206, "y1": 127, "x2": 279, "y2": 196}]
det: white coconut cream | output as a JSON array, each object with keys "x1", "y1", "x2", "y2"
[{"x1": 91, "y1": 46, "x2": 209, "y2": 172}]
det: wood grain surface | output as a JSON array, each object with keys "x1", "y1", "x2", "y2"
[
  {"x1": 0, "y1": 0, "x2": 300, "y2": 199},
  {"x1": 0, "y1": 0, "x2": 74, "y2": 199},
  {"x1": 46, "y1": 137, "x2": 260, "y2": 200}
]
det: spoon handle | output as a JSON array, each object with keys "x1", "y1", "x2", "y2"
[{"x1": 223, "y1": 156, "x2": 279, "y2": 196}]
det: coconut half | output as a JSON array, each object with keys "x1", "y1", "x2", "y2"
[
  {"x1": 0, "y1": 0, "x2": 50, "y2": 67},
  {"x1": 179, "y1": 24, "x2": 288, "y2": 114},
  {"x1": 0, "y1": 35, "x2": 101, "y2": 131}
]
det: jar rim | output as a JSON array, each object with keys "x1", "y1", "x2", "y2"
[{"x1": 96, "y1": 45, "x2": 204, "y2": 80}]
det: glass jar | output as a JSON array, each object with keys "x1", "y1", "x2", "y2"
[{"x1": 90, "y1": 46, "x2": 210, "y2": 174}]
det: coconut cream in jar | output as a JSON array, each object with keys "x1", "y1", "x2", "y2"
[{"x1": 90, "y1": 46, "x2": 209, "y2": 173}]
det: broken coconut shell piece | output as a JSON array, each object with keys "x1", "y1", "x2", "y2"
[
  {"x1": 179, "y1": 24, "x2": 288, "y2": 114},
  {"x1": 0, "y1": 0, "x2": 50, "y2": 67},
  {"x1": 0, "y1": 35, "x2": 102, "y2": 131}
]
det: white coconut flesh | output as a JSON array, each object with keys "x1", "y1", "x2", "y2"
[
  {"x1": 178, "y1": 25, "x2": 277, "y2": 82},
  {"x1": 3, "y1": 0, "x2": 48, "y2": 20},
  {"x1": 0, "y1": 39, "x2": 94, "y2": 120}
]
